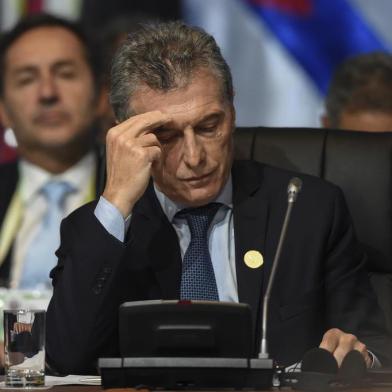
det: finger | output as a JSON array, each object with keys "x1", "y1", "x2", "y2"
[
  {"x1": 131, "y1": 111, "x2": 172, "y2": 137},
  {"x1": 110, "y1": 110, "x2": 169, "y2": 134},
  {"x1": 319, "y1": 328, "x2": 340, "y2": 353},
  {"x1": 145, "y1": 145, "x2": 162, "y2": 163},
  {"x1": 105, "y1": 113, "x2": 168, "y2": 166},
  {"x1": 107, "y1": 111, "x2": 172, "y2": 143},
  {"x1": 353, "y1": 341, "x2": 371, "y2": 368},
  {"x1": 331, "y1": 333, "x2": 358, "y2": 367},
  {"x1": 333, "y1": 347, "x2": 349, "y2": 367},
  {"x1": 139, "y1": 132, "x2": 162, "y2": 149}
]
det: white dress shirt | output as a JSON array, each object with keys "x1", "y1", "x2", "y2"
[
  {"x1": 94, "y1": 176, "x2": 239, "y2": 302},
  {"x1": 11, "y1": 152, "x2": 96, "y2": 288}
]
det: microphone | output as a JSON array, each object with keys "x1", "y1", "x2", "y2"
[
  {"x1": 258, "y1": 177, "x2": 303, "y2": 359},
  {"x1": 287, "y1": 177, "x2": 302, "y2": 202}
]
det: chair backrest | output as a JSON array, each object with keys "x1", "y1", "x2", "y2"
[{"x1": 234, "y1": 127, "x2": 392, "y2": 274}]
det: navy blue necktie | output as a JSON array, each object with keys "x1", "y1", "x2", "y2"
[{"x1": 176, "y1": 203, "x2": 221, "y2": 301}]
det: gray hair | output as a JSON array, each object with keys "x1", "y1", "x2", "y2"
[
  {"x1": 325, "y1": 51, "x2": 392, "y2": 127},
  {"x1": 110, "y1": 21, "x2": 234, "y2": 121}
]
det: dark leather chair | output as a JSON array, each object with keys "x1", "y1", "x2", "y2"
[{"x1": 234, "y1": 127, "x2": 392, "y2": 332}]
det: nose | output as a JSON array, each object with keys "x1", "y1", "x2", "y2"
[
  {"x1": 38, "y1": 75, "x2": 59, "y2": 106},
  {"x1": 182, "y1": 127, "x2": 205, "y2": 168}
]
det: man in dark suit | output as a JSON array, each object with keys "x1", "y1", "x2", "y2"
[
  {"x1": 321, "y1": 51, "x2": 392, "y2": 336},
  {"x1": 0, "y1": 14, "x2": 105, "y2": 290},
  {"x1": 46, "y1": 21, "x2": 392, "y2": 374}
]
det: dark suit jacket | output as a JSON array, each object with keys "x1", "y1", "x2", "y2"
[
  {"x1": 46, "y1": 160, "x2": 392, "y2": 374},
  {"x1": 0, "y1": 161, "x2": 19, "y2": 286},
  {"x1": 0, "y1": 148, "x2": 104, "y2": 287}
]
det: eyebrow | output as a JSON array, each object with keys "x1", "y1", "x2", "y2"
[
  {"x1": 196, "y1": 112, "x2": 224, "y2": 124},
  {"x1": 157, "y1": 111, "x2": 224, "y2": 133},
  {"x1": 10, "y1": 59, "x2": 78, "y2": 76}
]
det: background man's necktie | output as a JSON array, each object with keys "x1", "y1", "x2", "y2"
[
  {"x1": 19, "y1": 180, "x2": 74, "y2": 289},
  {"x1": 176, "y1": 203, "x2": 221, "y2": 301}
]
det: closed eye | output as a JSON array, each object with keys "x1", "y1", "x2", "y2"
[
  {"x1": 154, "y1": 128, "x2": 179, "y2": 143},
  {"x1": 197, "y1": 125, "x2": 217, "y2": 133},
  {"x1": 13, "y1": 70, "x2": 37, "y2": 87},
  {"x1": 16, "y1": 75, "x2": 35, "y2": 86},
  {"x1": 195, "y1": 120, "x2": 220, "y2": 135},
  {"x1": 56, "y1": 65, "x2": 77, "y2": 80}
]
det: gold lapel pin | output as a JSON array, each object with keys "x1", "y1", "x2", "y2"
[{"x1": 244, "y1": 250, "x2": 264, "y2": 269}]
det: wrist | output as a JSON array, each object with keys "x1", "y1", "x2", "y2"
[{"x1": 102, "y1": 189, "x2": 135, "y2": 218}]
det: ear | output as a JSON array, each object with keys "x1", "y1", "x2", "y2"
[
  {"x1": 230, "y1": 104, "x2": 236, "y2": 132},
  {"x1": 0, "y1": 100, "x2": 12, "y2": 128},
  {"x1": 95, "y1": 86, "x2": 110, "y2": 117},
  {"x1": 95, "y1": 86, "x2": 117, "y2": 139}
]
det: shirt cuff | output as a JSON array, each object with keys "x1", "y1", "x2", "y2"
[
  {"x1": 368, "y1": 350, "x2": 381, "y2": 368},
  {"x1": 94, "y1": 196, "x2": 131, "y2": 242}
]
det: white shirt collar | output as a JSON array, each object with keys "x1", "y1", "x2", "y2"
[
  {"x1": 154, "y1": 174, "x2": 233, "y2": 223},
  {"x1": 18, "y1": 151, "x2": 96, "y2": 204}
]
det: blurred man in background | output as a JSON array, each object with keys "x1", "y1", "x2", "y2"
[
  {"x1": 0, "y1": 13, "x2": 104, "y2": 291},
  {"x1": 321, "y1": 52, "x2": 392, "y2": 336},
  {"x1": 322, "y1": 52, "x2": 392, "y2": 132}
]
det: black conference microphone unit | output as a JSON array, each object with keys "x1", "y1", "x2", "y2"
[{"x1": 99, "y1": 177, "x2": 303, "y2": 389}]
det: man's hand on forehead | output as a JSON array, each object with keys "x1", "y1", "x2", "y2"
[
  {"x1": 103, "y1": 110, "x2": 172, "y2": 218},
  {"x1": 117, "y1": 110, "x2": 172, "y2": 135}
]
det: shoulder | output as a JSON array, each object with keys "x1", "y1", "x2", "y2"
[
  {"x1": 232, "y1": 160, "x2": 344, "y2": 206},
  {"x1": 63, "y1": 200, "x2": 98, "y2": 227},
  {"x1": 0, "y1": 160, "x2": 19, "y2": 213},
  {"x1": 233, "y1": 161, "x2": 352, "y2": 245},
  {"x1": 0, "y1": 160, "x2": 18, "y2": 188}
]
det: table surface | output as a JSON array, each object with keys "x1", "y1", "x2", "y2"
[
  {"x1": 1, "y1": 386, "x2": 392, "y2": 392},
  {"x1": 0, "y1": 387, "x2": 99, "y2": 391}
]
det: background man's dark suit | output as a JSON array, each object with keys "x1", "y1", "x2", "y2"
[
  {"x1": 0, "y1": 155, "x2": 104, "y2": 287},
  {"x1": 46, "y1": 160, "x2": 391, "y2": 374},
  {"x1": 0, "y1": 161, "x2": 20, "y2": 285}
]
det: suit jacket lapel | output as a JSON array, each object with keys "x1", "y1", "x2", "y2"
[
  {"x1": 232, "y1": 162, "x2": 269, "y2": 339},
  {"x1": 131, "y1": 184, "x2": 182, "y2": 299},
  {"x1": 0, "y1": 162, "x2": 18, "y2": 286},
  {"x1": 130, "y1": 163, "x2": 271, "y2": 310}
]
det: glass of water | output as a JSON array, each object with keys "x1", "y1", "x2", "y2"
[{"x1": 4, "y1": 309, "x2": 45, "y2": 387}]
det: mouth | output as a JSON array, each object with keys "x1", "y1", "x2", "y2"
[
  {"x1": 183, "y1": 170, "x2": 215, "y2": 183},
  {"x1": 34, "y1": 111, "x2": 69, "y2": 126}
]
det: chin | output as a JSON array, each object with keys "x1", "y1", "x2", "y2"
[
  {"x1": 179, "y1": 186, "x2": 221, "y2": 207},
  {"x1": 39, "y1": 133, "x2": 85, "y2": 150}
]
